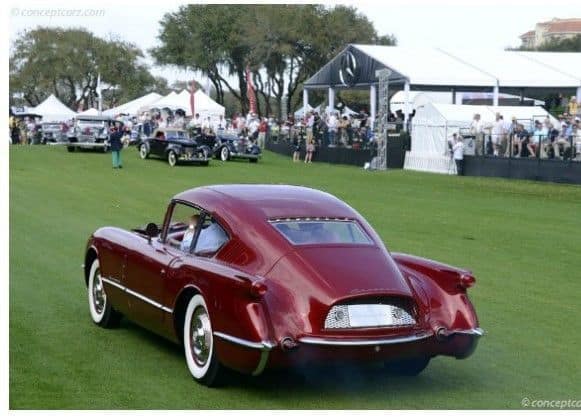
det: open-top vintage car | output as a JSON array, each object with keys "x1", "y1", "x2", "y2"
[
  {"x1": 138, "y1": 128, "x2": 211, "y2": 167},
  {"x1": 84, "y1": 185, "x2": 483, "y2": 386}
]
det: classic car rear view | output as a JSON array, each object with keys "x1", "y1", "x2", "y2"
[{"x1": 83, "y1": 185, "x2": 483, "y2": 387}]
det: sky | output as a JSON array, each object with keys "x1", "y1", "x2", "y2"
[{"x1": 8, "y1": 0, "x2": 581, "y2": 85}]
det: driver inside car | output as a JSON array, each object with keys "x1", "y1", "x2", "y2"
[
  {"x1": 180, "y1": 214, "x2": 200, "y2": 252},
  {"x1": 194, "y1": 219, "x2": 228, "y2": 254}
]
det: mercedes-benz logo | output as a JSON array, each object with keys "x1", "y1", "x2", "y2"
[{"x1": 339, "y1": 51, "x2": 359, "y2": 87}]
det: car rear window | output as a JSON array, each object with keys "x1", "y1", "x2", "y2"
[{"x1": 270, "y1": 219, "x2": 373, "y2": 245}]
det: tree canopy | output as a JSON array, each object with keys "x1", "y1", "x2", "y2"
[
  {"x1": 10, "y1": 27, "x2": 164, "y2": 110},
  {"x1": 151, "y1": 4, "x2": 396, "y2": 117}
]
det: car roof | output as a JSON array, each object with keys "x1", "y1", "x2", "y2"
[{"x1": 173, "y1": 185, "x2": 360, "y2": 221}]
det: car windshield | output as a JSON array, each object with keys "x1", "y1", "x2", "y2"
[
  {"x1": 77, "y1": 120, "x2": 105, "y2": 128},
  {"x1": 271, "y1": 220, "x2": 373, "y2": 245},
  {"x1": 165, "y1": 130, "x2": 189, "y2": 140}
]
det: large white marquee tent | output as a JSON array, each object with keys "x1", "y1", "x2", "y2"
[
  {"x1": 32, "y1": 94, "x2": 77, "y2": 122},
  {"x1": 303, "y1": 44, "x2": 581, "y2": 129}
]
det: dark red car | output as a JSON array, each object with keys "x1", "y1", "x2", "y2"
[{"x1": 84, "y1": 185, "x2": 483, "y2": 386}]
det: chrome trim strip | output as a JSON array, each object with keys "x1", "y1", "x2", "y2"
[
  {"x1": 101, "y1": 277, "x2": 173, "y2": 314},
  {"x1": 298, "y1": 331, "x2": 433, "y2": 347},
  {"x1": 213, "y1": 332, "x2": 275, "y2": 376}
]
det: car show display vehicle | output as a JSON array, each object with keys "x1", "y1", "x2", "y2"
[
  {"x1": 83, "y1": 185, "x2": 483, "y2": 386},
  {"x1": 138, "y1": 128, "x2": 211, "y2": 167},
  {"x1": 211, "y1": 131, "x2": 261, "y2": 162},
  {"x1": 41, "y1": 122, "x2": 68, "y2": 145},
  {"x1": 66, "y1": 115, "x2": 116, "y2": 152}
]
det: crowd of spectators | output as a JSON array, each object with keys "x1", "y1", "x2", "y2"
[{"x1": 467, "y1": 106, "x2": 581, "y2": 160}]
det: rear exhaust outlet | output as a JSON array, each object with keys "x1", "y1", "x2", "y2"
[
  {"x1": 280, "y1": 337, "x2": 299, "y2": 351},
  {"x1": 436, "y1": 327, "x2": 450, "y2": 341}
]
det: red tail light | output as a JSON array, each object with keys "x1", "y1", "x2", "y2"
[
  {"x1": 250, "y1": 281, "x2": 268, "y2": 298},
  {"x1": 458, "y1": 274, "x2": 476, "y2": 289}
]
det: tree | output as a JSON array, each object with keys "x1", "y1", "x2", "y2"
[
  {"x1": 10, "y1": 27, "x2": 163, "y2": 110},
  {"x1": 152, "y1": 5, "x2": 396, "y2": 117},
  {"x1": 511, "y1": 34, "x2": 581, "y2": 52}
]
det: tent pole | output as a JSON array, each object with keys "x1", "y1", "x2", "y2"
[
  {"x1": 577, "y1": 87, "x2": 581, "y2": 103},
  {"x1": 403, "y1": 80, "x2": 410, "y2": 132},
  {"x1": 452, "y1": 88, "x2": 456, "y2": 104},
  {"x1": 370, "y1": 84, "x2": 377, "y2": 129},
  {"x1": 493, "y1": 83, "x2": 499, "y2": 107},
  {"x1": 303, "y1": 89, "x2": 309, "y2": 118},
  {"x1": 520, "y1": 88, "x2": 525, "y2": 105},
  {"x1": 328, "y1": 87, "x2": 335, "y2": 114}
]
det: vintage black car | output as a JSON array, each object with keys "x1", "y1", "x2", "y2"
[
  {"x1": 138, "y1": 128, "x2": 211, "y2": 167},
  {"x1": 209, "y1": 131, "x2": 261, "y2": 163},
  {"x1": 67, "y1": 115, "x2": 117, "y2": 152},
  {"x1": 41, "y1": 122, "x2": 67, "y2": 144}
]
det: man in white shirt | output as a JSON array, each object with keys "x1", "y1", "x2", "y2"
[
  {"x1": 491, "y1": 113, "x2": 506, "y2": 156},
  {"x1": 452, "y1": 134, "x2": 465, "y2": 176},
  {"x1": 470, "y1": 114, "x2": 484, "y2": 155},
  {"x1": 327, "y1": 112, "x2": 338, "y2": 146},
  {"x1": 213, "y1": 115, "x2": 226, "y2": 134}
]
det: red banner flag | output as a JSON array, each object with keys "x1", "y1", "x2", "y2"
[
  {"x1": 190, "y1": 81, "x2": 197, "y2": 116},
  {"x1": 246, "y1": 66, "x2": 257, "y2": 114}
]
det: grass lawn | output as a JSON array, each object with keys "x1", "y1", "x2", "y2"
[{"x1": 9, "y1": 145, "x2": 581, "y2": 409}]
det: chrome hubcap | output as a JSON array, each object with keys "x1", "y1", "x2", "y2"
[
  {"x1": 190, "y1": 307, "x2": 211, "y2": 367},
  {"x1": 92, "y1": 270, "x2": 106, "y2": 314},
  {"x1": 169, "y1": 153, "x2": 176, "y2": 165},
  {"x1": 140, "y1": 146, "x2": 147, "y2": 158},
  {"x1": 221, "y1": 148, "x2": 228, "y2": 160}
]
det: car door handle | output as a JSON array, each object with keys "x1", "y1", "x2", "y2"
[{"x1": 160, "y1": 269, "x2": 166, "y2": 275}]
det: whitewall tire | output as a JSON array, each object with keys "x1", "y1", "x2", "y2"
[
  {"x1": 87, "y1": 258, "x2": 121, "y2": 328},
  {"x1": 183, "y1": 294, "x2": 223, "y2": 386}
]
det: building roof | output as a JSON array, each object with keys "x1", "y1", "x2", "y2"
[
  {"x1": 520, "y1": 30, "x2": 535, "y2": 39},
  {"x1": 545, "y1": 18, "x2": 581, "y2": 33}
]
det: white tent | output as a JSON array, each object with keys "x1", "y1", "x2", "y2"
[
  {"x1": 294, "y1": 103, "x2": 315, "y2": 118},
  {"x1": 77, "y1": 108, "x2": 99, "y2": 117},
  {"x1": 146, "y1": 90, "x2": 224, "y2": 119},
  {"x1": 104, "y1": 92, "x2": 162, "y2": 116},
  {"x1": 32, "y1": 94, "x2": 77, "y2": 122},
  {"x1": 405, "y1": 103, "x2": 558, "y2": 174}
]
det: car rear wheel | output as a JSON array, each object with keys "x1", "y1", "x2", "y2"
[
  {"x1": 168, "y1": 150, "x2": 177, "y2": 167},
  {"x1": 87, "y1": 258, "x2": 121, "y2": 328},
  {"x1": 139, "y1": 144, "x2": 149, "y2": 159},
  {"x1": 220, "y1": 147, "x2": 230, "y2": 161},
  {"x1": 385, "y1": 357, "x2": 430, "y2": 376},
  {"x1": 183, "y1": 294, "x2": 223, "y2": 386}
]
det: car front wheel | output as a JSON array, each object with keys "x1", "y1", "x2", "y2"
[
  {"x1": 168, "y1": 150, "x2": 177, "y2": 167},
  {"x1": 183, "y1": 294, "x2": 223, "y2": 386},
  {"x1": 139, "y1": 144, "x2": 149, "y2": 159},
  {"x1": 220, "y1": 147, "x2": 230, "y2": 161},
  {"x1": 87, "y1": 258, "x2": 121, "y2": 328}
]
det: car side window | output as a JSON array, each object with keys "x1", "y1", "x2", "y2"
[
  {"x1": 165, "y1": 202, "x2": 203, "y2": 253},
  {"x1": 193, "y1": 216, "x2": 229, "y2": 256}
]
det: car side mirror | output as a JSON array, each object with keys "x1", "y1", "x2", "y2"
[{"x1": 145, "y1": 222, "x2": 160, "y2": 243}]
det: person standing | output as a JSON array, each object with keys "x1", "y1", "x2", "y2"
[
  {"x1": 257, "y1": 118, "x2": 267, "y2": 149},
  {"x1": 470, "y1": 113, "x2": 484, "y2": 155},
  {"x1": 452, "y1": 134, "x2": 465, "y2": 176},
  {"x1": 109, "y1": 123, "x2": 125, "y2": 169},
  {"x1": 305, "y1": 139, "x2": 315, "y2": 163}
]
